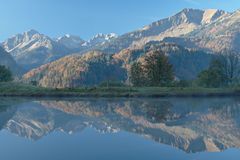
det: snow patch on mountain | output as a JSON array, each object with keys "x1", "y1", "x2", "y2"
[
  {"x1": 86, "y1": 33, "x2": 118, "y2": 46},
  {"x1": 57, "y1": 34, "x2": 85, "y2": 49}
]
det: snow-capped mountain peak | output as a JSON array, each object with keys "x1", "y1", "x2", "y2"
[
  {"x1": 65, "y1": 34, "x2": 71, "y2": 38},
  {"x1": 87, "y1": 33, "x2": 118, "y2": 46},
  {"x1": 2, "y1": 29, "x2": 52, "y2": 54},
  {"x1": 92, "y1": 33, "x2": 118, "y2": 40},
  {"x1": 24, "y1": 29, "x2": 39, "y2": 37},
  {"x1": 56, "y1": 34, "x2": 85, "y2": 49},
  {"x1": 1, "y1": 29, "x2": 73, "y2": 70}
]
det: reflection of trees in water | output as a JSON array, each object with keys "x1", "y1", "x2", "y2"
[
  {"x1": 41, "y1": 99, "x2": 175, "y2": 123},
  {"x1": 209, "y1": 98, "x2": 240, "y2": 119},
  {"x1": 127, "y1": 99, "x2": 173, "y2": 123},
  {"x1": 38, "y1": 98, "x2": 240, "y2": 126},
  {"x1": 0, "y1": 98, "x2": 22, "y2": 130},
  {"x1": 0, "y1": 105, "x2": 10, "y2": 130},
  {"x1": 119, "y1": 98, "x2": 240, "y2": 153},
  {"x1": 2, "y1": 97, "x2": 240, "y2": 153}
]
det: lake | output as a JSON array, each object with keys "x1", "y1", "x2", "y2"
[{"x1": 0, "y1": 97, "x2": 240, "y2": 160}]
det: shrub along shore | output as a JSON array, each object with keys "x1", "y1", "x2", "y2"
[{"x1": 0, "y1": 82, "x2": 240, "y2": 98}]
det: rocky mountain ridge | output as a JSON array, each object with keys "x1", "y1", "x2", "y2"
[
  {"x1": 2, "y1": 8, "x2": 240, "y2": 79},
  {"x1": 1, "y1": 30, "x2": 118, "y2": 71}
]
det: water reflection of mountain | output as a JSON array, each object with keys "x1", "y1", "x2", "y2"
[{"x1": 1, "y1": 97, "x2": 240, "y2": 153}]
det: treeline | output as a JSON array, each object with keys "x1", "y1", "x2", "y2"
[
  {"x1": 130, "y1": 50, "x2": 240, "y2": 88},
  {"x1": 2, "y1": 49, "x2": 240, "y2": 89}
]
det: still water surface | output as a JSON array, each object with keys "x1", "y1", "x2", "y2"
[{"x1": 0, "y1": 97, "x2": 240, "y2": 160}]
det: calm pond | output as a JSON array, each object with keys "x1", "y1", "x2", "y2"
[{"x1": 0, "y1": 97, "x2": 240, "y2": 160}]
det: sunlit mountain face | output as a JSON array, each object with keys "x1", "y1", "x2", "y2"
[
  {"x1": 1, "y1": 97, "x2": 240, "y2": 153},
  {"x1": 2, "y1": 8, "x2": 240, "y2": 75}
]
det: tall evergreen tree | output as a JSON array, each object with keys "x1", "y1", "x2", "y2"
[
  {"x1": 198, "y1": 51, "x2": 240, "y2": 88},
  {"x1": 130, "y1": 61, "x2": 145, "y2": 86},
  {"x1": 144, "y1": 50, "x2": 174, "y2": 86},
  {"x1": 0, "y1": 65, "x2": 13, "y2": 82},
  {"x1": 197, "y1": 59, "x2": 225, "y2": 87}
]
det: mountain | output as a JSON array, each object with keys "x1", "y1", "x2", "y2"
[
  {"x1": 0, "y1": 47, "x2": 22, "y2": 75},
  {"x1": 2, "y1": 30, "x2": 72, "y2": 71},
  {"x1": 86, "y1": 33, "x2": 118, "y2": 47},
  {"x1": 164, "y1": 10, "x2": 240, "y2": 52},
  {"x1": 2, "y1": 30, "x2": 119, "y2": 72},
  {"x1": 23, "y1": 42, "x2": 213, "y2": 88},
  {"x1": 114, "y1": 41, "x2": 213, "y2": 80},
  {"x1": 97, "y1": 9, "x2": 227, "y2": 53},
  {"x1": 23, "y1": 51, "x2": 127, "y2": 88},
  {"x1": 56, "y1": 34, "x2": 85, "y2": 50},
  {"x1": 4, "y1": 8, "x2": 240, "y2": 78}
]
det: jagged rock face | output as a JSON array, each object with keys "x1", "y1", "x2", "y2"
[
  {"x1": 98, "y1": 9, "x2": 227, "y2": 53},
  {"x1": 86, "y1": 33, "x2": 118, "y2": 47},
  {"x1": 164, "y1": 10, "x2": 240, "y2": 53},
  {"x1": 0, "y1": 47, "x2": 22, "y2": 75},
  {"x1": 2, "y1": 8, "x2": 240, "y2": 74},
  {"x1": 2, "y1": 98, "x2": 240, "y2": 153},
  {"x1": 23, "y1": 51, "x2": 127, "y2": 88},
  {"x1": 2, "y1": 8, "x2": 239, "y2": 74},
  {"x1": 56, "y1": 34, "x2": 85, "y2": 50},
  {"x1": 2, "y1": 30, "x2": 71, "y2": 71},
  {"x1": 1, "y1": 30, "x2": 120, "y2": 72}
]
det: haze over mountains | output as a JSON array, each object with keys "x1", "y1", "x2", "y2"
[{"x1": 1, "y1": 8, "x2": 240, "y2": 86}]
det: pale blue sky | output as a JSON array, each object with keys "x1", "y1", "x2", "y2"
[{"x1": 0, "y1": 0, "x2": 240, "y2": 41}]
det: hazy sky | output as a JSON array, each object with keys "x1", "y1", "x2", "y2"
[{"x1": 1, "y1": 0, "x2": 240, "y2": 41}]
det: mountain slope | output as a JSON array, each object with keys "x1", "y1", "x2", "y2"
[
  {"x1": 4, "y1": 8, "x2": 240, "y2": 79},
  {"x1": 164, "y1": 9, "x2": 240, "y2": 52},
  {"x1": 2, "y1": 30, "x2": 72, "y2": 71},
  {"x1": 97, "y1": 9, "x2": 227, "y2": 53},
  {"x1": 23, "y1": 51, "x2": 127, "y2": 88},
  {"x1": 0, "y1": 47, "x2": 22, "y2": 75},
  {"x1": 56, "y1": 34, "x2": 85, "y2": 50},
  {"x1": 86, "y1": 33, "x2": 118, "y2": 47},
  {"x1": 114, "y1": 41, "x2": 213, "y2": 80},
  {"x1": 2, "y1": 30, "x2": 120, "y2": 72},
  {"x1": 23, "y1": 42, "x2": 213, "y2": 88}
]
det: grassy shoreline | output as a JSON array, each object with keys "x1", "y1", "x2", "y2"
[{"x1": 0, "y1": 82, "x2": 240, "y2": 98}]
